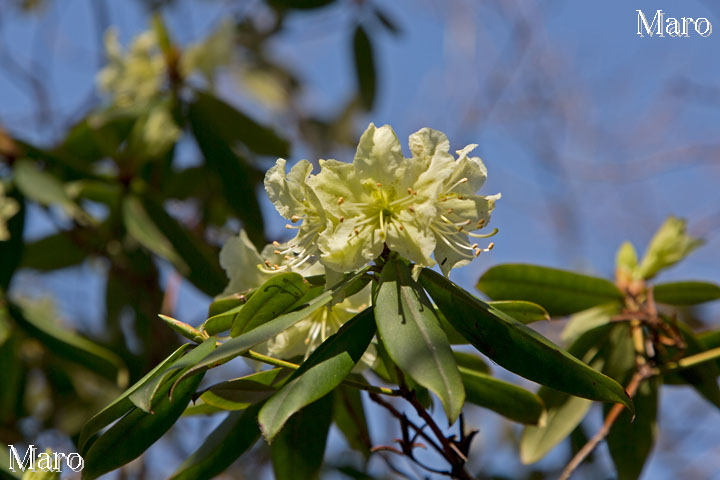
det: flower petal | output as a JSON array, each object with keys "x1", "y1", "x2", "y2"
[
  {"x1": 264, "y1": 158, "x2": 309, "y2": 219},
  {"x1": 219, "y1": 230, "x2": 273, "y2": 295},
  {"x1": 354, "y1": 123, "x2": 409, "y2": 188}
]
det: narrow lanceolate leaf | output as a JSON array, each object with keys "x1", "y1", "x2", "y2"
[
  {"x1": 352, "y1": 25, "x2": 376, "y2": 110},
  {"x1": 270, "y1": 394, "x2": 333, "y2": 480},
  {"x1": 9, "y1": 302, "x2": 127, "y2": 387},
  {"x1": 129, "y1": 338, "x2": 216, "y2": 412},
  {"x1": 675, "y1": 322, "x2": 720, "y2": 410},
  {"x1": 82, "y1": 372, "x2": 205, "y2": 480},
  {"x1": 653, "y1": 281, "x2": 720, "y2": 306},
  {"x1": 21, "y1": 230, "x2": 88, "y2": 271},
  {"x1": 477, "y1": 264, "x2": 623, "y2": 316},
  {"x1": 521, "y1": 388, "x2": 592, "y2": 464},
  {"x1": 13, "y1": 159, "x2": 89, "y2": 223},
  {"x1": 131, "y1": 193, "x2": 227, "y2": 296},
  {"x1": 199, "y1": 368, "x2": 291, "y2": 411},
  {"x1": 488, "y1": 300, "x2": 550, "y2": 324},
  {"x1": 460, "y1": 366, "x2": 545, "y2": 425},
  {"x1": 520, "y1": 324, "x2": 613, "y2": 464},
  {"x1": 78, "y1": 345, "x2": 190, "y2": 454},
  {"x1": 334, "y1": 384, "x2": 372, "y2": 460},
  {"x1": 230, "y1": 272, "x2": 309, "y2": 337},
  {"x1": 376, "y1": 259, "x2": 465, "y2": 423},
  {"x1": 421, "y1": 268, "x2": 632, "y2": 412},
  {"x1": 173, "y1": 268, "x2": 370, "y2": 388},
  {"x1": 259, "y1": 308, "x2": 376, "y2": 441},
  {"x1": 453, "y1": 351, "x2": 490, "y2": 374},
  {"x1": 169, "y1": 404, "x2": 263, "y2": 480},
  {"x1": 606, "y1": 377, "x2": 659, "y2": 480}
]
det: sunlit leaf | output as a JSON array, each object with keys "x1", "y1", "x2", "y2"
[
  {"x1": 422, "y1": 268, "x2": 632, "y2": 412},
  {"x1": 230, "y1": 272, "x2": 309, "y2": 337},
  {"x1": 259, "y1": 308, "x2": 375, "y2": 441},
  {"x1": 376, "y1": 259, "x2": 464, "y2": 423},
  {"x1": 653, "y1": 281, "x2": 720, "y2": 306},
  {"x1": 477, "y1": 264, "x2": 623, "y2": 316},
  {"x1": 333, "y1": 384, "x2": 372, "y2": 460},
  {"x1": 488, "y1": 300, "x2": 550, "y2": 324}
]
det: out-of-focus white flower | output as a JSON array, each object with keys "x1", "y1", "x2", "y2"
[{"x1": 96, "y1": 28, "x2": 166, "y2": 108}]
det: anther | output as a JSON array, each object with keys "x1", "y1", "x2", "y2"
[
  {"x1": 488, "y1": 242, "x2": 495, "y2": 250},
  {"x1": 338, "y1": 197, "x2": 344, "y2": 205},
  {"x1": 291, "y1": 215, "x2": 300, "y2": 223},
  {"x1": 408, "y1": 206, "x2": 415, "y2": 212},
  {"x1": 264, "y1": 260, "x2": 271, "y2": 267},
  {"x1": 273, "y1": 240, "x2": 281, "y2": 247},
  {"x1": 354, "y1": 228, "x2": 360, "y2": 235},
  {"x1": 339, "y1": 216, "x2": 345, "y2": 222},
  {"x1": 407, "y1": 188, "x2": 413, "y2": 195},
  {"x1": 376, "y1": 182, "x2": 382, "y2": 188},
  {"x1": 274, "y1": 249, "x2": 281, "y2": 254},
  {"x1": 447, "y1": 208, "x2": 454, "y2": 214},
  {"x1": 398, "y1": 225, "x2": 404, "y2": 230}
]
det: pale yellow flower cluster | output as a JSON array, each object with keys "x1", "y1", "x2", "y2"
[{"x1": 265, "y1": 123, "x2": 500, "y2": 277}]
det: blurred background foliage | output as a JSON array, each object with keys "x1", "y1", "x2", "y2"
[{"x1": 0, "y1": 0, "x2": 719, "y2": 478}]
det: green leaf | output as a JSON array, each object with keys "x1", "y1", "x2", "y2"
[
  {"x1": 376, "y1": 259, "x2": 464, "y2": 423},
  {"x1": 188, "y1": 96, "x2": 266, "y2": 247},
  {"x1": 675, "y1": 322, "x2": 720, "y2": 409},
  {"x1": 477, "y1": 264, "x2": 624, "y2": 316},
  {"x1": 59, "y1": 109, "x2": 137, "y2": 163},
  {"x1": 9, "y1": 302, "x2": 127, "y2": 387},
  {"x1": 653, "y1": 281, "x2": 720, "y2": 306},
  {"x1": 129, "y1": 338, "x2": 216, "y2": 412},
  {"x1": 333, "y1": 384, "x2": 372, "y2": 460},
  {"x1": 520, "y1": 323, "x2": 613, "y2": 463},
  {"x1": 698, "y1": 329, "x2": 720, "y2": 371},
  {"x1": 453, "y1": 351, "x2": 490, "y2": 374},
  {"x1": 230, "y1": 272, "x2": 309, "y2": 337},
  {"x1": 460, "y1": 366, "x2": 545, "y2": 425},
  {"x1": 128, "y1": 193, "x2": 227, "y2": 296},
  {"x1": 78, "y1": 344, "x2": 190, "y2": 454},
  {"x1": 81, "y1": 371, "x2": 205, "y2": 480},
  {"x1": 123, "y1": 195, "x2": 186, "y2": 269},
  {"x1": 352, "y1": 25, "x2": 376, "y2": 111},
  {"x1": 422, "y1": 268, "x2": 632, "y2": 412},
  {"x1": 13, "y1": 159, "x2": 89, "y2": 223},
  {"x1": 20, "y1": 231, "x2": 88, "y2": 271},
  {"x1": 606, "y1": 377, "x2": 658, "y2": 480},
  {"x1": 488, "y1": 300, "x2": 550, "y2": 324},
  {"x1": 259, "y1": 307, "x2": 376, "y2": 441},
  {"x1": 521, "y1": 389, "x2": 592, "y2": 464},
  {"x1": 561, "y1": 304, "x2": 618, "y2": 347},
  {"x1": 191, "y1": 91, "x2": 289, "y2": 157},
  {"x1": 172, "y1": 268, "x2": 369, "y2": 388},
  {"x1": 199, "y1": 368, "x2": 290, "y2": 411},
  {"x1": 270, "y1": 394, "x2": 333, "y2": 480},
  {"x1": 169, "y1": 404, "x2": 262, "y2": 480}
]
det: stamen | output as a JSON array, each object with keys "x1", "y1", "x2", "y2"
[
  {"x1": 272, "y1": 240, "x2": 281, "y2": 247},
  {"x1": 408, "y1": 206, "x2": 415, "y2": 212},
  {"x1": 339, "y1": 216, "x2": 344, "y2": 222},
  {"x1": 291, "y1": 215, "x2": 300, "y2": 223},
  {"x1": 338, "y1": 197, "x2": 344, "y2": 205},
  {"x1": 467, "y1": 227, "x2": 499, "y2": 239},
  {"x1": 376, "y1": 182, "x2": 382, "y2": 188},
  {"x1": 407, "y1": 188, "x2": 413, "y2": 195}
]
